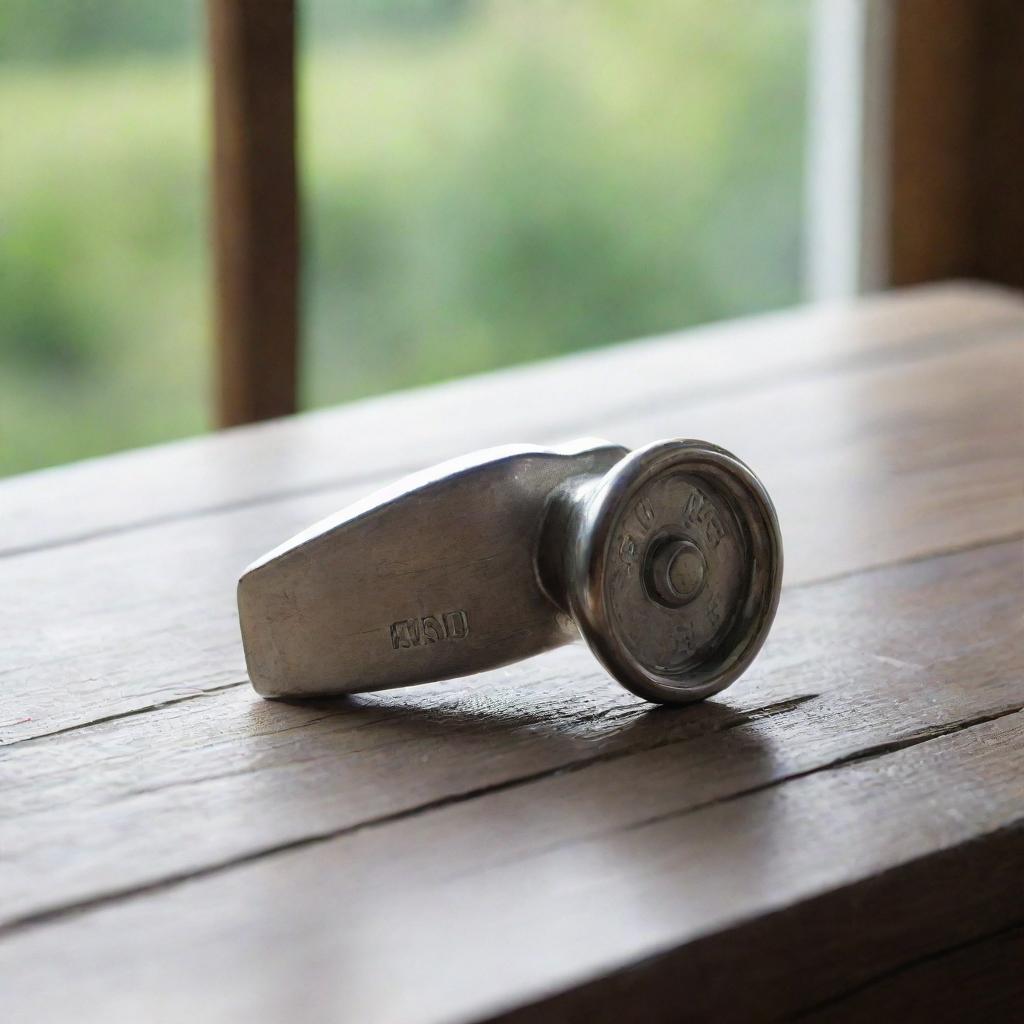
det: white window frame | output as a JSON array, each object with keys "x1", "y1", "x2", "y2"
[{"x1": 804, "y1": 0, "x2": 893, "y2": 300}]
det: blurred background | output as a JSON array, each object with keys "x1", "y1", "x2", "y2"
[
  {"x1": 0, "y1": 0, "x2": 808, "y2": 476},
  {"x1": 5, "y1": 1, "x2": 1020, "y2": 478}
]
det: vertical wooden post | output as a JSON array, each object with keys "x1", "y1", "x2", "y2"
[
  {"x1": 887, "y1": 0, "x2": 1024, "y2": 290},
  {"x1": 208, "y1": 0, "x2": 299, "y2": 427}
]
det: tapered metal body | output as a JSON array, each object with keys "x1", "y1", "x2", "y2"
[{"x1": 238, "y1": 438, "x2": 783, "y2": 704}]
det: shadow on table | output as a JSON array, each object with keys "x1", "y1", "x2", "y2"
[{"x1": 241, "y1": 669, "x2": 801, "y2": 833}]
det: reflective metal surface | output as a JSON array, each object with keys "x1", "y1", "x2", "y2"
[{"x1": 238, "y1": 438, "x2": 783, "y2": 704}]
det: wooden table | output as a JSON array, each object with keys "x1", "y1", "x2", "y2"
[{"x1": 2, "y1": 283, "x2": 1023, "y2": 1022}]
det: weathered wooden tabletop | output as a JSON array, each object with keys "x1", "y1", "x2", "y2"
[{"x1": 2, "y1": 283, "x2": 1023, "y2": 1023}]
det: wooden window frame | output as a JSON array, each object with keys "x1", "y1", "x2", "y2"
[
  {"x1": 208, "y1": 0, "x2": 298, "y2": 427},
  {"x1": 806, "y1": 0, "x2": 1024, "y2": 301}
]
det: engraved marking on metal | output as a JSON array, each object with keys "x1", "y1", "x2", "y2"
[
  {"x1": 443, "y1": 609, "x2": 470, "y2": 639},
  {"x1": 672, "y1": 621, "x2": 696, "y2": 656},
  {"x1": 683, "y1": 488, "x2": 725, "y2": 549},
  {"x1": 707, "y1": 593, "x2": 723, "y2": 630},
  {"x1": 618, "y1": 533, "x2": 639, "y2": 575},
  {"x1": 634, "y1": 497, "x2": 656, "y2": 531},
  {"x1": 390, "y1": 610, "x2": 470, "y2": 650}
]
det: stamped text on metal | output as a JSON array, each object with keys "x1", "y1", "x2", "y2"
[{"x1": 390, "y1": 610, "x2": 470, "y2": 650}]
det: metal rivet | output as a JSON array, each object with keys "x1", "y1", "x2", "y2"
[{"x1": 646, "y1": 538, "x2": 708, "y2": 607}]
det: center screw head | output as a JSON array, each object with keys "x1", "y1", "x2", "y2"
[{"x1": 646, "y1": 537, "x2": 708, "y2": 607}]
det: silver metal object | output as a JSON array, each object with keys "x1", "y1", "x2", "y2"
[{"x1": 238, "y1": 438, "x2": 782, "y2": 704}]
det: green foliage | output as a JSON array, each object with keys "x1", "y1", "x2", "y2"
[
  {"x1": 302, "y1": 1, "x2": 808, "y2": 404},
  {"x1": 0, "y1": 0, "x2": 198, "y2": 62},
  {"x1": 0, "y1": 0, "x2": 808, "y2": 476},
  {"x1": 0, "y1": 60, "x2": 209, "y2": 472}
]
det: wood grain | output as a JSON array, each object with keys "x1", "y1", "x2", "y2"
[
  {"x1": 494, "y1": 816, "x2": 1024, "y2": 1024},
  {"x1": 1, "y1": 323, "x2": 1020, "y2": 745},
  {"x1": 1, "y1": 287, "x2": 1022, "y2": 1023},
  {"x1": 794, "y1": 925, "x2": 1024, "y2": 1024},
  {"x1": 1, "y1": 537, "x2": 1020, "y2": 930},
  {"x1": 2, "y1": 702, "x2": 1022, "y2": 1022},
  {"x1": 0, "y1": 283, "x2": 1018, "y2": 558}
]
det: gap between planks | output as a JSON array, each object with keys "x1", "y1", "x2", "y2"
[
  {"x1": 1, "y1": 307, "x2": 1020, "y2": 563},
  {"x1": 0, "y1": 695, "x2": 814, "y2": 937},
  {"x1": 4, "y1": 319, "x2": 1019, "y2": 743},
  {"x1": 486, "y1": 817, "x2": 1024, "y2": 1024},
  {"x1": 3, "y1": 709, "x2": 1023, "y2": 1024},
  {"x1": 2, "y1": 528, "x2": 1021, "y2": 938},
  {"x1": 3, "y1": 702, "x2": 1019, "y2": 940},
  {"x1": 786, "y1": 919, "x2": 1024, "y2": 1022}
]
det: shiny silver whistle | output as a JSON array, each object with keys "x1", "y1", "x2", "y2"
[{"x1": 238, "y1": 438, "x2": 783, "y2": 705}]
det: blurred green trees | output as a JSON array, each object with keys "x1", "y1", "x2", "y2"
[{"x1": 0, "y1": 0, "x2": 808, "y2": 475}]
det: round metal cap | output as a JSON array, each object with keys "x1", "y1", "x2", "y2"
[{"x1": 567, "y1": 439, "x2": 783, "y2": 704}]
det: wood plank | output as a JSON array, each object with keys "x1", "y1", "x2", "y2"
[
  {"x1": 0, "y1": 283, "x2": 1018, "y2": 558},
  {"x1": 2, "y1": 330, "x2": 1020, "y2": 744},
  {"x1": 2, "y1": 289, "x2": 1023, "y2": 1021},
  {"x1": 2, "y1": 537, "x2": 1020, "y2": 931},
  {"x1": 2, "y1": 695, "x2": 1021, "y2": 1022},
  {"x1": 794, "y1": 925, "x2": 1024, "y2": 1024},
  {"x1": 494, "y1": 817, "x2": 1024, "y2": 1024},
  {"x1": 208, "y1": 0, "x2": 299, "y2": 426}
]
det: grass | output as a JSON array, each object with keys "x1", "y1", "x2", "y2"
[{"x1": 0, "y1": 1, "x2": 807, "y2": 476}]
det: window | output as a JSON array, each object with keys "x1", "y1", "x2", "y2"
[
  {"x1": 303, "y1": 0, "x2": 809, "y2": 406},
  {"x1": 2, "y1": 0, "x2": 811, "y2": 476}
]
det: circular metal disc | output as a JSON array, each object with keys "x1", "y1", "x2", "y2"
[{"x1": 568, "y1": 439, "x2": 783, "y2": 704}]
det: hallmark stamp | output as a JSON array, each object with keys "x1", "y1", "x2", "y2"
[
  {"x1": 683, "y1": 489, "x2": 725, "y2": 549},
  {"x1": 618, "y1": 532, "x2": 639, "y2": 572},
  {"x1": 634, "y1": 497, "x2": 656, "y2": 530},
  {"x1": 390, "y1": 609, "x2": 470, "y2": 650}
]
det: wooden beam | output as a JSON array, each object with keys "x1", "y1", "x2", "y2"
[
  {"x1": 887, "y1": 0, "x2": 1024, "y2": 289},
  {"x1": 208, "y1": 0, "x2": 299, "y2": 427}
]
